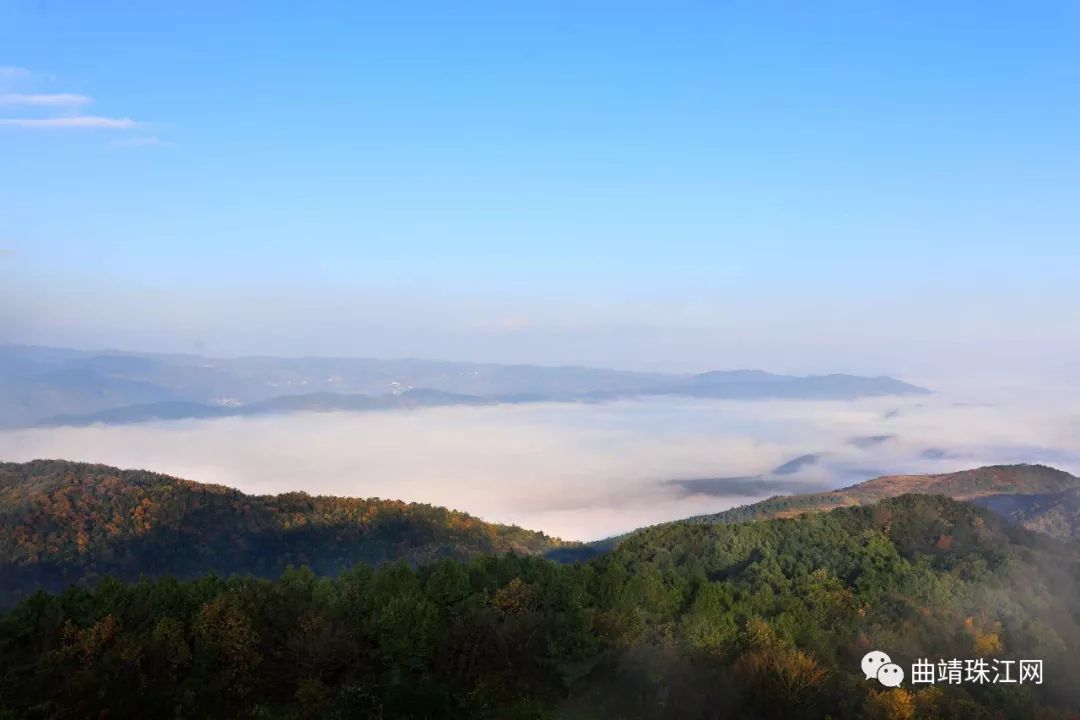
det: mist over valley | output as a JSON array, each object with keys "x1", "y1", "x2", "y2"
[{"x1": 3, "y1": 372, "x2": 1076, "y2": 539}]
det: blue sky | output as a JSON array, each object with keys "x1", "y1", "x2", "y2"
[{"x1": 1, "y1": 1, "x2": 1078, "y2": 378}]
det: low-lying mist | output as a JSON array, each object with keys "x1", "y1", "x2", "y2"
[{"x1": 1, "y1": 384, "x2": 1078, "y2": 540}]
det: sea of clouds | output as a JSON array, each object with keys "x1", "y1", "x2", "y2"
[{"x1": 1, "y1": 382, "x2": 1078, "y2": 540}]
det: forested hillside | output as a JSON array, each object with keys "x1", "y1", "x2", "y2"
[
  {"x1": 2, "y1": 495, "x2": 1078, "y2": 719},
  {"x1": 0, "y1": 460, "x2": 566, "y2": 607},
  {"x1": 687, "y1": 464, "x2": 1080, "y2": 536},
  {"x1": 973, "y1": 487, "x2": 1080, "y2": 541}
]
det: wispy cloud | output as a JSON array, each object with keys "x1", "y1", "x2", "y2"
[
  {"x1": 109, "y1": 135, "x2": 170, "y2": 148},
  {"x1": 0, "y1": 115, "x2": 138, "y2": 129},
  {"x1": 0, "y1": 67, "x2": 31, "y2": 84},
  {"x1": 0, "y1": 248, "x2": 17, "y2": 257},
  {"x1": 0, "y1": 92, "x2": 92, "y2": 107},
  {"x1": 0, "y1": 69, "x2": 153, "y2": 137}
]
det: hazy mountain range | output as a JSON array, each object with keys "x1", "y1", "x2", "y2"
[{"x1": 0, "y1": 345, "x2": 929, "y2": 427}]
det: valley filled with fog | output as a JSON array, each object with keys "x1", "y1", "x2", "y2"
[{"x1": 3, "y1": 382, "x2": 1078, "y2": 540}]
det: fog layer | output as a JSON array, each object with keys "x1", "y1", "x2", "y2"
[{"x1": 1, "y1": 385, "x2": 1078, "y2": 540}]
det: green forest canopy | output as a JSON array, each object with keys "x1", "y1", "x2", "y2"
[{"x1": 2, "y1": 494, "x2": 1078, "y2": 719}]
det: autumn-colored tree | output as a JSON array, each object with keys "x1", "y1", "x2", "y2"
[
  {"x1": 194, "y1": 595, "x2": 262, "y2": 698},
  {"x1": 863, "y1": 688, "x2": 916, "y2": 720}
]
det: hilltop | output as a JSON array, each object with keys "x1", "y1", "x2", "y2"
[
  {"x1": 0, "y1": 460, "x2": 569, "y2": 606},
  {"x1": 684, "y1": 464, "x2": 1080, "y2": 538}
]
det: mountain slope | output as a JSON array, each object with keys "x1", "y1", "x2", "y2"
[
  {"x1": 973, "y1": 486, "x2": 1080, "y2": 541},
  {"x1": 686, "y1": 463, "x2": 1080, "y2": 535},
  {"x1": 0, "y1": 460, "x2": 569, "y2": 606},
  {"x1": 2, "y1": 494, "x2": 1077, "y2": 719}
]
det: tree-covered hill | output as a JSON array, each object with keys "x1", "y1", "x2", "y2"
[
  {"x1": 685, "y1": 464, "x2": 1080, "y2": 536},
  {"x1": 1, "y1": 494, "x2": 1077, "y2": 719},
  {"x1": 0, "y1": 460, "x2": 569, "y2": 607},
  {"x1": 973, "y1": 486, "x2": 1080, "y2": 541}
]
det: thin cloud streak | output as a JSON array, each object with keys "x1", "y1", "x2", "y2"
[
  {"x1": 0, "y1": 115, "x2": 138, "y2": 129},
  {"x1": 0, "y1": 93, "x2": 92, "y2": 107},
  {"x1": 109, "y1": 135, "x2": 171, "y2": 148},
  {"x1": 0, "y1": 67, "x2": 31, "y2": 83}
]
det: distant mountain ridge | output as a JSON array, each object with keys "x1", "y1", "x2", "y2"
[
  {"x1": 685, "y1": 463, "x2": 1080, "y2": 540},
  {"x1": 0, "y1": 459, "x2": 570, "y2": 607},
  {"x1": 35, "y1": 389, "x2": 494, "y2": 427},
  {"x1": 0, "y1": 344, "x2": 929, "y2": 426}
]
